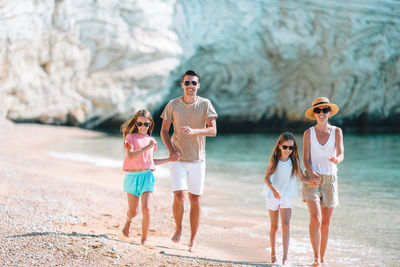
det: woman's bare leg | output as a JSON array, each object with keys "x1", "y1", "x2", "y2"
[
  {"x1": 307, "y1": 200, "x2": 322, "y2": 266},
  {"x1": 320, "y1": 207, "x2": 334, "y2": 263}
]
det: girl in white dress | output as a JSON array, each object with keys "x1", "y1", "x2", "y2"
[{"x1": 264, "y1": 132, "x2": 317, "y2": 265}]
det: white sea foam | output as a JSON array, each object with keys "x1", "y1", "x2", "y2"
[
  {"x1": 46, "y1": 151, "x2": 122, "y2": 167},
  {"x1": 45, "y1": 151, "x2": 170, "y2": 179}
]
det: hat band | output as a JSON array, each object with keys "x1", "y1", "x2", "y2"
[{"x1": 312, "y1": 101, "x2": 329, "y2": 107}]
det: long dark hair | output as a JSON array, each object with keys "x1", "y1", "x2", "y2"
[
  {"x1": 120, "y1": 109, "x2": 154, "y2": 140},
  {"x1": 270, "y1": 132, "x2": 300, "y2": 177}
]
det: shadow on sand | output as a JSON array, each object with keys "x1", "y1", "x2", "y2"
[{"x1": 5, "y1": 231, "x2": 275, "y2": 266}]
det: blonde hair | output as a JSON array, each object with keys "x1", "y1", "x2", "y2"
[
  {"x1": 269, "y1": 132, "x2": 300, "y2": 177},
  {"x1": 121, "y1": 109, "x2": 154, "y2": 140}
]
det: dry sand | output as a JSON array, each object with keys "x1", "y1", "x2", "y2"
[{"x1": 0, "y1": 122, "x2": 273, "y2": 266}]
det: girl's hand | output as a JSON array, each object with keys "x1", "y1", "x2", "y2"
[
  {"x1": 328, "y1": 156, "x2": 339, "y2": 164},
  {"x1": 272, "y1": 188, "x2": 281, "y2": 200},
  {"x1": 147, "y1": 140, "x2": 156, "y2": 148}
]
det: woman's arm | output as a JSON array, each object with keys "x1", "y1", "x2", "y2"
[
  {"x1": 303, "y1": 129, "x2": 320, "y2": 185},
  {"x1": 329, "y1": 127, "x2": 344, "y2": 164}
]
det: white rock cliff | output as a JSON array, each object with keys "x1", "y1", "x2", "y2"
[{"x1": 1, "y1": 0, "x2": 399, "y2": 128}]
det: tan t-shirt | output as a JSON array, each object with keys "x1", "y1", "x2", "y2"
[{"x1": 161, "y1": 96, "x2": 218, "y2": 162}]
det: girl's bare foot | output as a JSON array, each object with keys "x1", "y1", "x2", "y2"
[
  {"x1": 141, "y1": 237, "x2": 147, "y2": 245},
  {"x1": 188, "y1": 241, "x2": 196, "y2": 252},
  {"x1": 271, "y1": 254, "x2": 277, "y2": 263},
  {"x1": 312, "y1": 257, "x2": 319, "y2": 266},
  {"x1": 122, "y1": 219, "x2": 131, "y2": 237},
  {"x1": 171, "y1": 230, "x2": 181, "y2": 243}
]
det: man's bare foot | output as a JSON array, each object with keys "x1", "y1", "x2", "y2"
[
  {"x1": 188, "y1": 241, "x2": 196, "y2": 252},
  {"x1": 122, "y1": 219, "x2": 131, "y2": 237},
  {"x1": 312, "y1": 257, "x2": 319, "y2": 266},
  {"x1": 141, "y1": 238, "x2": 147, "y2": 245},
  {"x1": 171, "y1": 230, "x2": 181, "y2": 243},
  {"x1": 271, "y1": 254, "x2": 277, "y2": 263},
  {"x1": 282, "y1": 257, "x2": 287, "y2": 265}
]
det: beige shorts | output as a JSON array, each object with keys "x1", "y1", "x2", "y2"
[{"x1": 302, "y1": 171, "x2": 339, "y2": 208}]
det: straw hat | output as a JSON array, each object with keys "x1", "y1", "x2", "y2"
[{"x1": 305, "y1": 97, "x2": 339, "y2": 120}]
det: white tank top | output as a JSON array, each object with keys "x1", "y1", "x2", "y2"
[
  {"x1": 264, "y1": 159, "x2": 298, "y2": 199},
  {"x1": 310, "y1": 126, "x2": 337, "y2": 175}
]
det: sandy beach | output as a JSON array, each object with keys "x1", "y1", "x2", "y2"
[{"x1": 1, "y1": 121, "x2": 275, "y2": 266}]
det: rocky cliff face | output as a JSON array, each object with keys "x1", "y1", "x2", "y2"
[{"x1": 1, "y1": 0, "x2": 399, "y2": 129}]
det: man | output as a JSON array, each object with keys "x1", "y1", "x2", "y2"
[{"x1": 160, "y1": 70, "x2": 218, "y2": 252}]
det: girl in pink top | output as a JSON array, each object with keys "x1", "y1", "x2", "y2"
[{"x1": 120, "y1": 109, "x2": 172, "y2": 245}]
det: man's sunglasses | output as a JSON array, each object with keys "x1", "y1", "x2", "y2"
[
  {"x1": 184, "y1": 81, "x2": 198, "y2": 86},
  {"x1": 282, "y1": 145, "x2": 294, "y2": 150},
  {"x1": 136, "y1": 122, "x2": 151, "y2": 127},
  {"x1": 313, "y1": 107, "x2": 331, "y2": 114}
]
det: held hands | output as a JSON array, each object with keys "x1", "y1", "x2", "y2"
[
  {"x1": 169, "y1": 150, "x2": 181, "y2": 161},
  {"x1": 309, "y1": 171, "x2": 320, "y2": 187}
]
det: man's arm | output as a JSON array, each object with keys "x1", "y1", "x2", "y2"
[
  {"x1": 160, "y1": 120, "x2": 180, "y2": 160},
  {"x1": 181, "y1": 117, "x2": 217, "y2": 137}
]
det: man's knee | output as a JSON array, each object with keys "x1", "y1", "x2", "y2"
[
  {"x1": 188, "y1": 193, "x2": 201, "y2": 207},
  {"x1": 174, "y1": 191, "x2": 185, "y2": 204}
]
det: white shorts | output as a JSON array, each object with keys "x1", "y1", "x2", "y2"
[
  {"x1": 266, "y1": 197, "x2": 293, "y2": 211},
  {"x1": 168, "y1": 161, "x2": 206, "y2": 195}
]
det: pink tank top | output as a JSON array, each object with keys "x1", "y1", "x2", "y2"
[{"x1": 122, "y1": 133, "x2": 157, "y2": 171}]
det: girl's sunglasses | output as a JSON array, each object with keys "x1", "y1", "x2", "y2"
[
  {"x1": 136, "y1": 122, "x2": 151, "y2": 127},
  {"x1": 282, "y1": 145, "x2": 294, "y2": 150},
  {"x1": 313, "y1": 107, "x2": 331, "y2": 114},
  {"x1": 184, "y1": 81, "x2": 198, "y2": 86}
]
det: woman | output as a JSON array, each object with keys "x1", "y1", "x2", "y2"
[{"x1": 302, "y1": 97, "x2": 344, "y2": 266}]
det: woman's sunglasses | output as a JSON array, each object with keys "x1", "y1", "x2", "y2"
[
  {"x1": 313, "y1": 107, "x2": 331, "y2": 114},
  {"x1": 281, "y1": 145, "x2": 294, "y2": 150},
  {"x1": 136, "y1": 122, "x2": 151, "y2": 127},
  {"x1": 184, "y1": 81, "x2": 198, "y2": 86}
]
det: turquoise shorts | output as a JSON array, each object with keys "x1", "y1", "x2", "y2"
[{"x1": 124, "y1": 170, "x2": 155, "y2": 196}]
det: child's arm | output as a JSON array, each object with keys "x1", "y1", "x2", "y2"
[
  {"x1": 126, "y1": 140, "x2": 156, "y2": 159},
  {"x1": 264, "y1": 159, "x2": 281, "y2": 200},
  {"x1": 154, "y1": 157, "x2": 170, "y2": 165},
  {"x1": 296, "y1": 163, "x2": 318, "y2": 186},
  {"x1": 153, "y1": 150, "x2": 180, "y2": 165}
]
